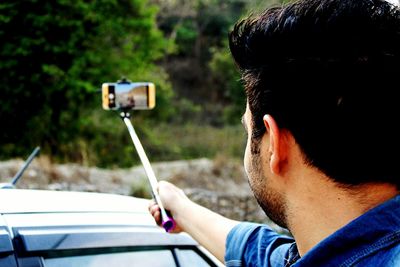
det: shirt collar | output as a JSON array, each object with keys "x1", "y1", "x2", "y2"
[{"x1": 294, "y1": 194, "x2": 400, "y2": 266}]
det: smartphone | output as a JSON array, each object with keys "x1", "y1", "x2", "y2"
[{"x1": 102, "y1": 82, "x2": 156, "y2": 110}]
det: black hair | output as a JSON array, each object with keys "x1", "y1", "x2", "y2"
[{"x1": 229, "y1": 0, "x2": 400, "y2": 187}]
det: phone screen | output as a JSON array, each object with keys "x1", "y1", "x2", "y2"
[{"x1": 102, "y1": 82, "x2": 155, "y2": 110}]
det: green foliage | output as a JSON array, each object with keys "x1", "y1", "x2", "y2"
[
  {"x1": 153, "y1": 0, "x2": 270, "y2": 126},
  {"x1": 155, "y1": 0, "x2": 246, "y2": 58},
  {"x1": 58, "y1": 108, "x2": 245, "y2": 168},
  {"x1": 209, "y1": 44, "x2": 245, "y2": 124},
  {"x1": 175, "y1": 21, "x2": 198, "y2": 55},
  {"x1": 153, "y1": 123, "x2": 245, "y2": 160},
  {"x1": 169, "y1": 98, "x2": 202, "y2": 124},
  {"x1": 0, "y1": 0, "x2": 173, "y2": 159},
  {"x1": 1, "y1": 0, "x2": 285, "y2": 167},
  {"x1": 122, "y1": 122, "x2": 246, "y2": 165}
]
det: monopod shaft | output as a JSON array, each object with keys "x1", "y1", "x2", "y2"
[{"x1": 123, "y1": 116, "x2": 175, "y2": 232}]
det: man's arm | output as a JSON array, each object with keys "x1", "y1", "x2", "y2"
[{"x1": 148, "y1": 181, "x2": 240, "y2": 262}]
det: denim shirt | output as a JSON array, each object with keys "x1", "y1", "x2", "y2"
[{"x1": 225, "y1": 195, "x2": 400, "y2": 266}]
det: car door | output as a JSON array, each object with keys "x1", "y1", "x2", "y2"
[
  {"x1": 11, "y1": 224, "x2": 223, "y2": 267},
  {"x1": 0, "y1": 216, "x2": 18, "y2": 267}
]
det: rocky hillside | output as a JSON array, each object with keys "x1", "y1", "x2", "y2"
[{"x1": 0, "y1": 156, "x2": 287, "y2": 234}]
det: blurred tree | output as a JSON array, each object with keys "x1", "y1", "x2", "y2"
[
  {"x1": 154, "y1": 0, "x2": 246, "y2": 58},
  {"x1": 0, "y1": 0, "x2": 172, "y2": 159},
  {"x1": 151, "y1": 0, "x2": 281, "y2": 125},
  {"x1": 209, "y1": 43, "x2": 245, "y2": 124}
]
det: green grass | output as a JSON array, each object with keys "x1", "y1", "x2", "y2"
[
  {"x1": 54, "y1": 118, "x2": 246, "y2": 168},
  {"x1": 146, "y1": 123, "x2": 246, "y2": 161}
]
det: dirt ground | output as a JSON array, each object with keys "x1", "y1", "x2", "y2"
[{"x1": 0, "y1": 156, "x2": 288, "y2": 233}]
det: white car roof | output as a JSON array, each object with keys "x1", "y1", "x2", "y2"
[
  {"x1": 0, "y1": 189, "x2": 150, "y2": 214},
  {"x1": 0, "y1": 189, "x2": 159, "y2": 230}
]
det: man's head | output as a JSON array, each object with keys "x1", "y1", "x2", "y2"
[{"x1": 230, "y1": 0, "x2": 400, "y2": 189}]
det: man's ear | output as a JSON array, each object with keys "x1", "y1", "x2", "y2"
[{"x1": 263, "y1": 114, "x2": 287, "y2": 174}]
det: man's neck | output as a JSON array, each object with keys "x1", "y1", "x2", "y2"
[{"x1": 286, "y1": 172, "x2": 398, "y2": 256}]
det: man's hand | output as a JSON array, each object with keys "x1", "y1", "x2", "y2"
[
  {"x1": 148, "y1": 181, "x2": 240, "y2": 263},
  {"x1": 148, "y1": 181, "x2": 187, "y2": 233}
]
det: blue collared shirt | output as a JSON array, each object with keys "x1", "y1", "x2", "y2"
[{"x1": 225, "y1": 195, "x2": 400, "y2": 266}]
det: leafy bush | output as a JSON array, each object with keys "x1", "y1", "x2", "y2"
[
  {"x1": 209, "y1": 44, "x2": 245, "y2": 124},
  {"x1": 0, "y1": 0, "x2": 173, "y2": 159}
]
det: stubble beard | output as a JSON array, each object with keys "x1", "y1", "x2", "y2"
[{"x1": 248, "y1": 139, "x2": 288, "y2": 229}]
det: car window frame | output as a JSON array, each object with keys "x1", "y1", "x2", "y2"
[{"x1": 11, "y1": 224, "x2": 222, "y2": 267}]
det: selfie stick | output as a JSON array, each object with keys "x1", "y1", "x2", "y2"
[{"x1": 120, "y1": 111, "x2": 175, "y2": 232}]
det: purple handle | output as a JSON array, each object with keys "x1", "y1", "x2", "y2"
[
  {"x1": 162, "y1": 215, "x2": 176, "y2": 233},
  {"x1": 151, "y1": 191, "x2": 176, "y2": 232}
]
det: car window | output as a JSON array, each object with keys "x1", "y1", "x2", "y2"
[
  {"x1": 43, "y1": 250, "x2": 176, "y2": 267},
  {"x1": 177, "y1": 249, "x2": 213, "y2": 267}
]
